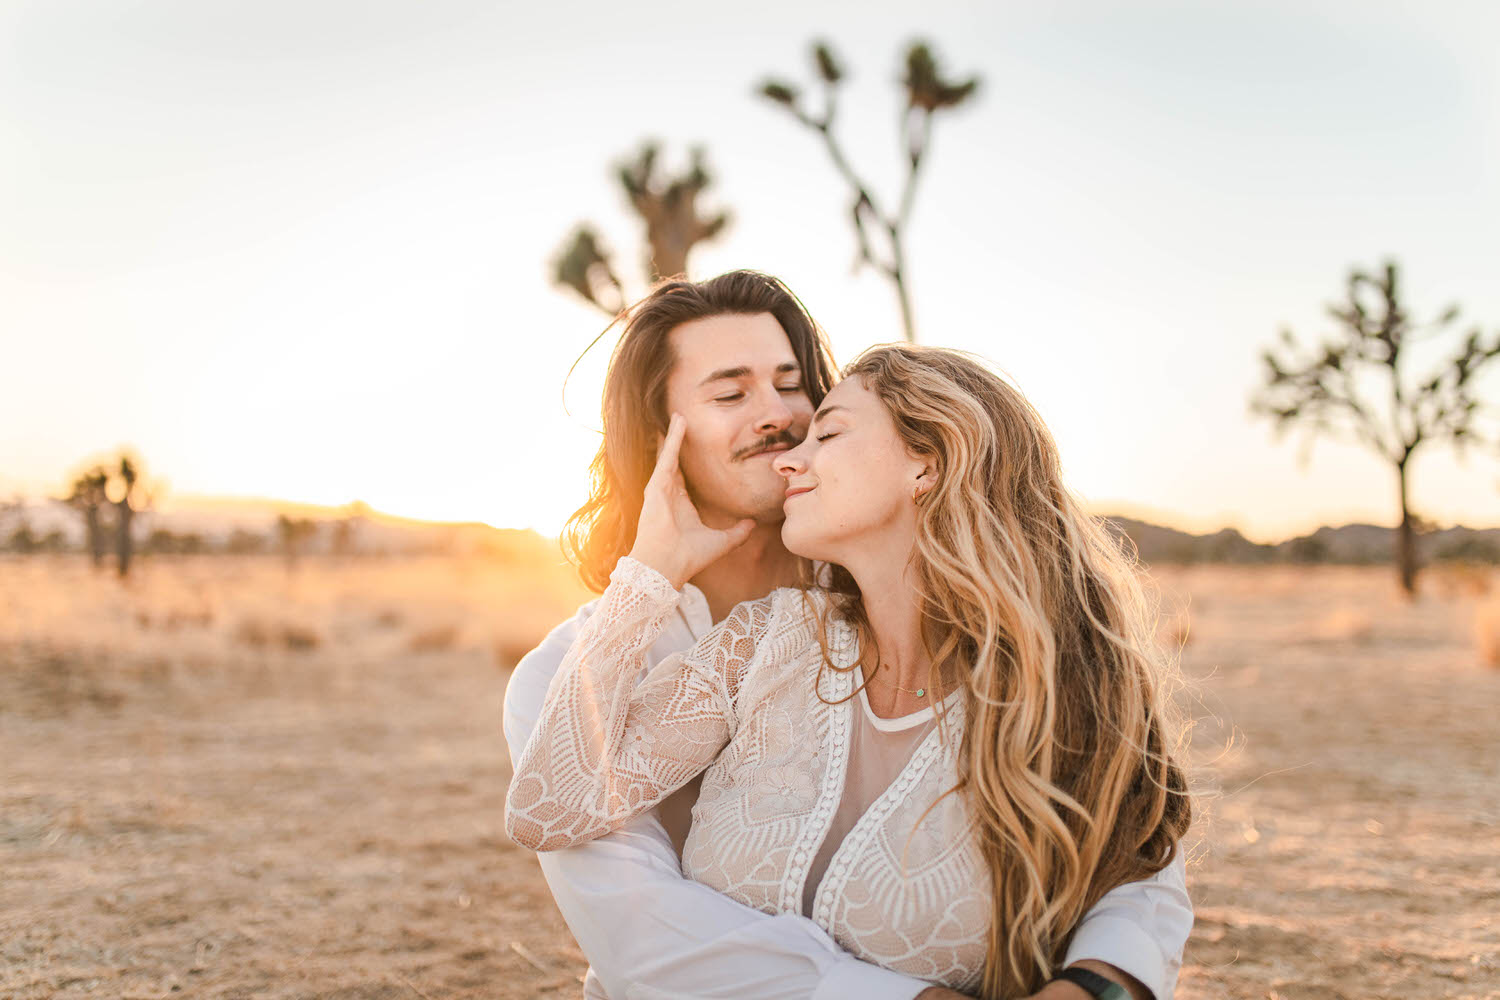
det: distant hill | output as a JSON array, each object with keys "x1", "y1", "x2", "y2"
[
  {"x1": 4, "y1": 492, "x2": 1497, "y2": 567},
  {"x1": 0, "y1": 495, "x2": 565, "y2": 563},
  {"x1": 1102, "y1": 517, "x2": 1500, "y2": 566}
]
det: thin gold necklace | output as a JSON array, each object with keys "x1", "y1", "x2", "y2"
[{"x1": 873, "y1": 663, "x2": 927, "y2": 699}]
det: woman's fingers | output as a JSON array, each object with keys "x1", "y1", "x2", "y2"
[
  {"x1": 647, "y1": 414, "x2": 687, "y2": 496},
  {"x1": 723, "y1": 519, "x2": 756, "y2": 550}
]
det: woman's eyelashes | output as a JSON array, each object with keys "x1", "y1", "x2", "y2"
[{"x1": 815, "y1": 431, "x2": 839, "y2": 443}]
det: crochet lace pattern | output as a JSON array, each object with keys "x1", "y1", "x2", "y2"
[{"x1": 506, "y1": 557, "x2": 990, "y2": 991}]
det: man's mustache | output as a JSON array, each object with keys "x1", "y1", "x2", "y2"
[{"x1": 733, "y1": 431, "x2": 801, "y2": 461}]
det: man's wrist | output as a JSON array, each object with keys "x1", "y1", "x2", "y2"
[{"x1": 1042, "y1": 961, "x2": 1144, "y2": 1000}]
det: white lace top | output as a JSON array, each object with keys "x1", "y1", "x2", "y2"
[{"x1": 506, "y1": 558, "x2": 990, "y2": 992}]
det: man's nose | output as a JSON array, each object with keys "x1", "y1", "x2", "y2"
[{"x1": 754, "y1": 389, "x2": 794, "y2": 434}]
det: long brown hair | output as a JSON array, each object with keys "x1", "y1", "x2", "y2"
[
  {"x1": 826, "y1": 344, "x2": 1191, "y2": 998},
  {"x1": 563, "y1": 270, "x2": 838, "y2": 592}
]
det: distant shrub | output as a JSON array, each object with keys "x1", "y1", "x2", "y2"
[
  {"x1": 1287, "y1": 536, "x2": 1330, "y2": 564},
  {"x1": 493, "y1": 636, "x2": 536, "y2": 671},
  {"x1": 236, "y1": 618, "x2": 321, "y2": 652},
  {"x1": 146, "y1": 530, "x2": 207, "y2": 555},
  {"x1": 236, "y1": 619, "x2": 271, "y2": 649},
  {"x1": 1433, "y1": 536, "x2": 1500, "y2": 564},
  {"x1": 280, "y1": 625, "x2": 321, "y2": 652},
  {"x1": 407, "y1": 624, "x2": 460, "y2": 653},
  {"x1": 225, "y1": 529, "x2": 268, "y2": 555}
]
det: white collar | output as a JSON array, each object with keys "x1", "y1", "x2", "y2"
[{"x1": 678, "y1": 581, "x2": 715, "y2": 639}]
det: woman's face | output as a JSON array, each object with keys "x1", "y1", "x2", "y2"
[{"x1": 773, "y1": 376, "x2": 930, "y2": 566}]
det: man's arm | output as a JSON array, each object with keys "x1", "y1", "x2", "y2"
[
  {"x1": 923, "y1": 848, "x2": 1191, "y2": 1000},
  {"x1": 503, "y1": 606, "x2": 1190, "y2": 1000},
  {"x1": 502, "y1": 604, "x2": 931, "y2": 1000},
  {"x1": 1050, "y1": 852, "x2": 1193, "y2": 1000}
]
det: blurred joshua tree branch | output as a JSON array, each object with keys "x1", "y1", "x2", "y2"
[
  {"x1": 758, "y1": 40, "x2": 979, "y2": 342},
  {"x1": 1250, "y1": 259, "x2": 1500, "y2": 595},
  {"x1": 618, "y1": 143, "x2": 730, "y2": 282},
  {"x1": 553, "y1": 226, "x2": 626, "y2": 315},
  {"x1": 551, "y1": 142, "x2": 732, "y2": 316}
]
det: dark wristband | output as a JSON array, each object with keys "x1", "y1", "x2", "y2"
[{"x1": 1050, "y1": 966, "x2": 1130, "y2": 1000}]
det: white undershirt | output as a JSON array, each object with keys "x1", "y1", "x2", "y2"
[{"x1": 801, "y1": 684, "x2": 961, "y2": 917}]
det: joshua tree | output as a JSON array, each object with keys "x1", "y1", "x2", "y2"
[
  {"x1": 1252, "y1": 260, "x2": 1500, "y2": 595},
  {"x1": 552, "y1": 142, "x2": 731, "y2": 314},
  {"x1": 65, "y1": 467, "x2": 111, "y2": 568},
  {"x1": 758, "y1": 40, "x2": 979, "y2": 342},
  {"x1": 112, "y1": 456, "x2": 142, "y2": 578}
]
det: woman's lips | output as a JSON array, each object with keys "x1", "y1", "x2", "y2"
[{"x1": 784, "y1": 486, "x2": 813, "y2": 501}]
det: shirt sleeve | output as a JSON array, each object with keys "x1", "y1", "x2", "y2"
[
  {"x1": 501, "y1": 577, "x2": 930, "y2": 1000},
  {"x1": 506, "y1": 558, "x2": 752, "y2": 851},
  {"x1": 1062, "y1": 850, "x2": 1193, "y2": 999}
]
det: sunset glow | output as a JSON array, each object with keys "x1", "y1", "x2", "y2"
[{"x1": 4, "y1": 1, "x2": 1497, "y2": 541}]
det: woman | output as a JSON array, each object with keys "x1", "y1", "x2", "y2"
[{"x1": 507, "y1": 344, "x2": 1191, "y2": 998}]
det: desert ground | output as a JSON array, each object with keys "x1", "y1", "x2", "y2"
[{"x1": 2, "y1": 554, "x2": 1497, "y2": 999}]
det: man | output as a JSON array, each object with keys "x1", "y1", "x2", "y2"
[{"x1": 503, "y1": 271, "x2": 1192, "y2": 1000}]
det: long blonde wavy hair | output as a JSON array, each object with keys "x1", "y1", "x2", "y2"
[{"x1": 822, "y1": 344, "x2": 1191, "y2": 999}]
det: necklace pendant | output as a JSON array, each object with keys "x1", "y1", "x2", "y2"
[{"x1": 915, "y1": 688, "x2": 925, "y2": 698}]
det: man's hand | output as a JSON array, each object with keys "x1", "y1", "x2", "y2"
[{"x1": 628, "y1": 413, "x2": 755, "y2": 590}]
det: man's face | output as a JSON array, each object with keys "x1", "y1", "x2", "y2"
[{"x1": 663, "y1": 312, "x2": 815, "y2": 527}]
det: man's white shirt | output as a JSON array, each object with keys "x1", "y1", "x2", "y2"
[{"x1": 502, "y1": 583, "x2": 1192, "y2": 1000}]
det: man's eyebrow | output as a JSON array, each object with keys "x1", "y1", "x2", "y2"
[
  {"x1": 698, "y1": 362, "x2": 802, "y2": 387},
  {"x1": 699, "y1": 366, "x2": 749, "y2": 386},
  {"x1": 812, "y1": 405, "x2": 846, "y2": 425}
]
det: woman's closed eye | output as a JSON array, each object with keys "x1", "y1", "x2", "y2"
[{"x1": 815, "y1": 432, "x2": 839, "y2": 442}]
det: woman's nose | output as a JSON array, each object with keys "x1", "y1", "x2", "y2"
[{"x1": 774, "y1": 444, "x2": 806, "y2": 478}]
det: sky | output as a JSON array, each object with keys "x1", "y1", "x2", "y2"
[{"x1": 2, "y1": 0, "x2": 1498, "y2": 541}]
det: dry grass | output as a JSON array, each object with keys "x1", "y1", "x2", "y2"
[
  {"x1": 0, "y1": 551, "x2": 593, "y2": 1000},
  {"x1": 1151, "y1": 564, "x2": 1500, "y2": 999},
  {"x1": 1476, "y1": 594, "x2": 1500, "y2": 668},
  {"x1": 3, "y1": 558, "x2": 1499, "y2": 999},
  {"x1": 0, "y1": 553, "x2": 591, "y2": 716},
  {"x1": 1430, "y1": 561, "x2": 1494, "y2": 599}
]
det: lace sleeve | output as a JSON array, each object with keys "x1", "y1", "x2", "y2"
[{"x1": 505, "y1": 558, "x2": 766, "y2": 852}]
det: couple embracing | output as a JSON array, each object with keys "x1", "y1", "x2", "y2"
[{"x1": 502, "y1": 271, "x2": 1192, "y2": 1000}]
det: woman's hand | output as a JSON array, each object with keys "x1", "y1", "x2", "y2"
[{"x1": 627, "y1": 413, "x2": 755, "y2": 590}]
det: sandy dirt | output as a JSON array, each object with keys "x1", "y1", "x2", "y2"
[{"x1": 2, "y1": 557, "x2": 1497, "y2": 999}]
